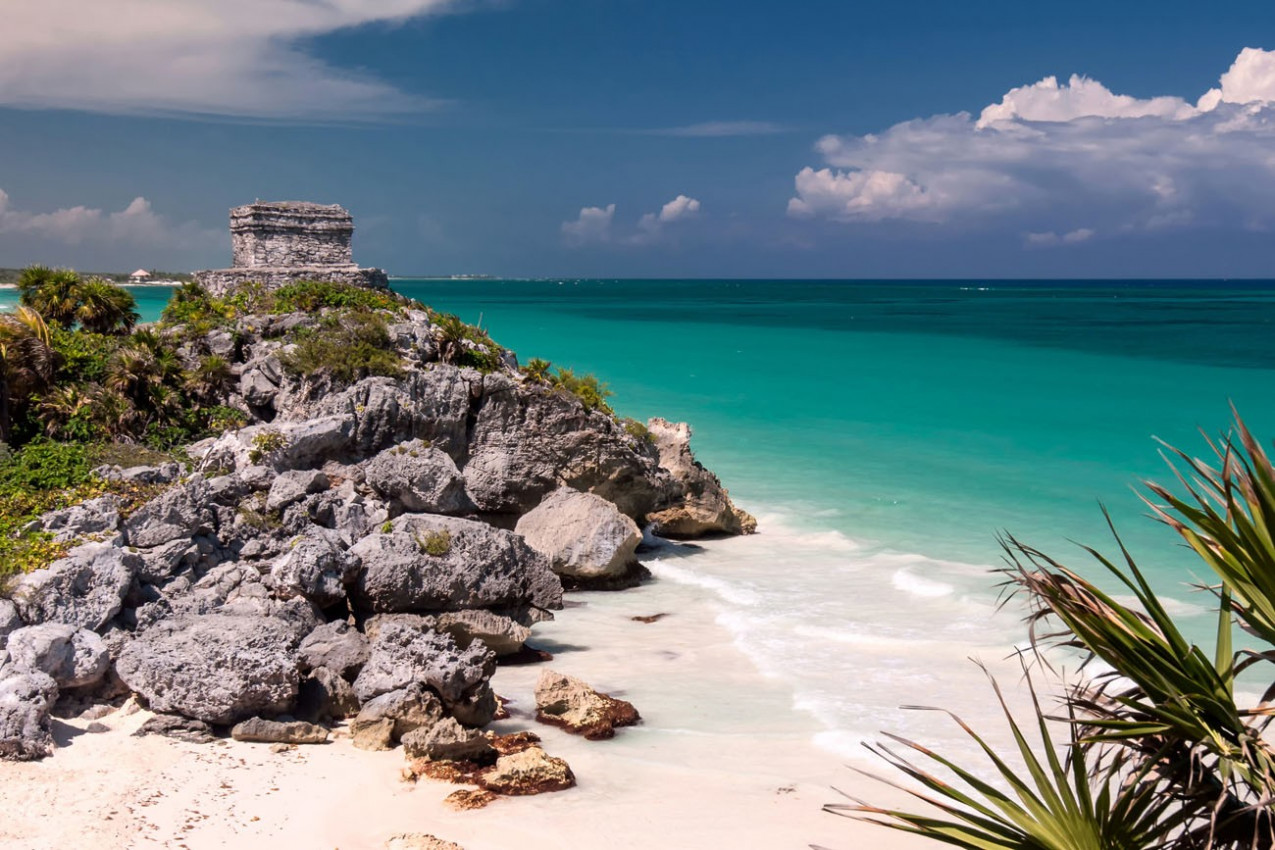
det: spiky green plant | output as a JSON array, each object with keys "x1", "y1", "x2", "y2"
[{"x1": 840, "y1": 409, "x2": 1275, "y2": 850}]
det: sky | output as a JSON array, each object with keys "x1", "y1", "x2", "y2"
[{"x1": 3, "y1": 0, "x2": 1275, "y2": 279}]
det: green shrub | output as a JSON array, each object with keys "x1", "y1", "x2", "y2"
[
  {"x1": 0, "y1": 439, "x2": 92, "y2": 491},
  {"x1": 279, "y1": 312, "x2": 403, "y2": 384},
  {"x1": 248, "y1": 429, "x2": 288, "y2": 464},
  {"x1": 523, "y1": 357, "x2": 552, "y2": 384},
  {"x1": 267, "y1": 280, "x2": 406, "y2": 314},
  {"x1": 380, "y1": 520, "x2": 394, "y2": 534},
  {"x1": 417, "y1": 529, "x2": 452, "y2": 557},
  {"x1": 621, "y1": 417, "x2": 652, "y2": 443},
  {"x1": 160, "y1": 282, "x2": 233, "y2": 332},
  {"x1": 551, "y1": 368, "x2": 614, "y2": 415},
  {"x1": 432, "y1": 313, "x2": 503, "y2": 372},
  {"x1": 49, "y1": 328, "x2": 119, "y2": 385}
]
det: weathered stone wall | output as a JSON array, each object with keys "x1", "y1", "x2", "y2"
[
  {"x1": 194, "y1": 200, "x2": 388, "y2": 296},
  {"x1": 195, "y1": 267, "x2": 389, "y2": 297},
  {"x1": 230, "y1": 203, "x2": 354, "y2": 269}
]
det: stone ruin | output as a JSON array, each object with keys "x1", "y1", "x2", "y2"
[{"x1": 194, "y1": 201, "x2": 388, "y2": 295}]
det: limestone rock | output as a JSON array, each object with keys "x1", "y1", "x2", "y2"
[
  {"x1": 463, "y1": 372, "x2": 679, "y2": 519},
  {"x1": 133, "y1": 713, "x2": 216, "y2": 744},
  {"x1": 353, "y1": 684, "x2": 443, "y2": 742},
  {"x1": 533, "y1": 669, "x2": 640, "y2": 740},
  {"x1": 297, "y1": 621, "x2": 369, "y2": 678},
  {"x1": 270, "y1": 527, "x2": 360, "y2": 608},
  {"x1": 477, "y1": 746, "x2": 576, "y2": 795},
  {"x1": 349, "y1": 514, "x2": 562, "y2": 615},
  {"x1": 514, "y1": 487, "x2": 641, "y2": 581},
  {"x1": 0, "y1": 600, "x2": 21, "y2": 650},
  {"x1": 0, "y1": 669, "x2": 58, "y2": 761},
  {"x1": 433, "y1": 610, "x2": 530, "y2": 656},
  {"x1": 295, "y1": 666, "x2": 360, "y2": 723},
  {"x1": 352, "y1": 623, "x2": 494, "y2": 708},
  {"x1": 38, "y1": 495, "x2": 122, "y2": 543},
  {"x1": 9, "y1": 542, "x2": 137, "y2": 631},
  {"x1": 116, "y1": 613, "x2": 300, "y2": 724},
  {"x1": 266, "y1": 469, "x2": 330, "y2": 513},
  {"x1": 124, "y1": 479, "x2": 215, "y2": 548},
  {"x1": 645, "y1": 418, "x2": 757, "y2": 538},
  {"x1": 350, "y1": 716, "x2": 395, "y2": 751},
  {"x1": 401, "y1": 717, "x2": 494, "y2": 762},
  {"x1": 363, "y1": 440, "x2": 473, "y2": 514},
  {"x1": 443, "y1": 789, "x2": 496, "y2": 811},
  {"x1": 5, "y1": 624, "x2": 109, "y2": 689},
  {"x1": 231, "y1": 716, "x2": 329, "y2": 745}
]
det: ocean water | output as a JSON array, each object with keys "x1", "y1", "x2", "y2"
[{"x1": 11, "y1": 279, "x2": 1275, "y2": 763}]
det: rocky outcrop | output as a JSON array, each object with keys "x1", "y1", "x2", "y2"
[
  {"x1": 0, "y1": 286, "x2": 754, "y2": 766},
  {"x1": 116, "y1": 614, "x2": 300, "y2": 724},
  {"x1": 644, "y1": 418, "x2": 756, "y2": 538},
  {"x1": 534, "y1": 669, "x2": 640, "y2": 740},
  {"x1": 349, "y1": 515, "x2": 562, "y2": 615},
  {"x1": 515, "y1": 487, "x2": 641, "y2": 583},
  {"x1": 385, "y1": 834, "x2": 465, "y2": 850},
  {"x1": 133, "y1": 713, "x2": 217, "y2": 744},
  {"x1": 401, "y1": 717, "x2": 494, "y2": 762}
]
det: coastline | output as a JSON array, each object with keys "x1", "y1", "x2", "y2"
[{"x1": 0, "y1": 535, "x2": 934, "y2": 850}]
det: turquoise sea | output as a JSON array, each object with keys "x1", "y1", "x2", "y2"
[{"x1": 11, "y1": 279, "x2": 1275, "y2": 756}]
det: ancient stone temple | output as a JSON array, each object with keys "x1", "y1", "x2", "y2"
[{"x1": 194, "y1": 201, "x2": 388, "y2": 295}]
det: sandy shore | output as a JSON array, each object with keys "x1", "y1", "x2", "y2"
[{"x1": 0, "y1": 553, "x2": 938, "y2": 850}]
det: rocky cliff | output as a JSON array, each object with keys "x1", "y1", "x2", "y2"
[{"x1": 0, "y1": 284, "x2": 754, "y2": 762}]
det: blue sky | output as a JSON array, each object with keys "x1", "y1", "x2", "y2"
[{"x1": 3, "y1": 0, "x2": 1275, "y2": 278}]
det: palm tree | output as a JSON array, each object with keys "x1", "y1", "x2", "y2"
[
  {"x1": 0, "y1": 307, "x2": 59, "y2": 443},
  {"x1": 73, "y1": 278, "x2": 139, "y2": 334},
  {"x1": 183, "y1": 355, "x2": 232, "y2": 404},
  {"x1": 839, "y1": 410, "x2": 1275, "y2": 850},
  {"x1": 18, "y1": 266, "x2": 82, "y2": 329}
]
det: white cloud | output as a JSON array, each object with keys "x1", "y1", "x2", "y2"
[
  {"x1": 561, "y1": 204, "x2": 616, "y2": 246},
  {"x1": 789, "y1": 47, "x2": 1275, "y2": 238},
  {"x1": 0, "y1": 190, "x2": 215, "y2": 248},
  {"x1": 0, "y1": 1, "x2": 461, "y2": 120},
  {"x1": 635, "y1": 195, "x2": 702, "y2": 242}
]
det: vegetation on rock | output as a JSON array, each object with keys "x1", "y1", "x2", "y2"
[{"x1": 839, "y1": 410, "x2": 1275, "y2": 850}]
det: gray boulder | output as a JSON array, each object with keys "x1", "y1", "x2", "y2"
[
  {"x1": 515, "y1": 487, "x2": 641, "y2": 580},
  {"x1": 230, "y1": 716, "x2": 329, "y2": 745},
  {"x1": 8, "y1": 542, "x2": 137, "y2": 630},
  {"x1": 38, "y1": 495, "x2": 123, "y2": 543},
  {"x1": 463, "y1": 372, "x2": 679, "y2": 519},
  {"x1": 351, "y1": 683, "x2": 443, "y2": 742},
  {"x1": 433, "y1": 610, "x2": 531, "y2": 656},
  {"x1": 0, "y1": 600, "x2": 21, "y2": 650},
  {"x1": 362, "y1": 440, "x2": 472, "y2": 514},
  {"x1": 116, "y1": 613, "x2": 300, "y2": 725},
  {"x1": 269, "y1": 527, "x2": 359, "y2": 608},
  {"x1": 5, "y1": 624, "x2": 109, "y2": 689},
  {"x1": 401, "y1": 717, "x2": 494, "y2": 762},
  {"x1": 644, "y1": 418, "x2": 757, "y2": 538},
  {"x1": 349, "y1": 514, "x2": 562, "y2": 614},
  {"x1": 124, "y1": 479, "x2": 216, "y2": 548},
  {"x1": 0, "y1": 669, "x2": 58, "y2": 761},
  {"x1": 353, "y1": 623, "x2": 494, "y2": 707},
  {"x1": 133, "y1": 713, "x2": 216, "y2": 744},
  {"x1": 308, "y1": 372, "x2": 472, "y2": 461},
  {"x1": 297, "y1": 620, "x2": 370, "y2": 678},
  {"x1": 266, "y1": 469, "x2": 330, "y2": 513}
]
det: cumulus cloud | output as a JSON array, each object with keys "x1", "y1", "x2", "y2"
[
  {"x1": 0, "y1": 1, "x2": 461, "y2": 119},
  {"x1": 789, "y1": 47, "x2": 1275, "y2": 239},
  {"x1": 563, "y1": 195, "x2": 702, "y2": 247},
  {"x1": 561, "y1": 204, "x2": 616, "y2": 246},
  {"x1": 0, "y1": 190, "x2": 215, "y2": 248}
]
